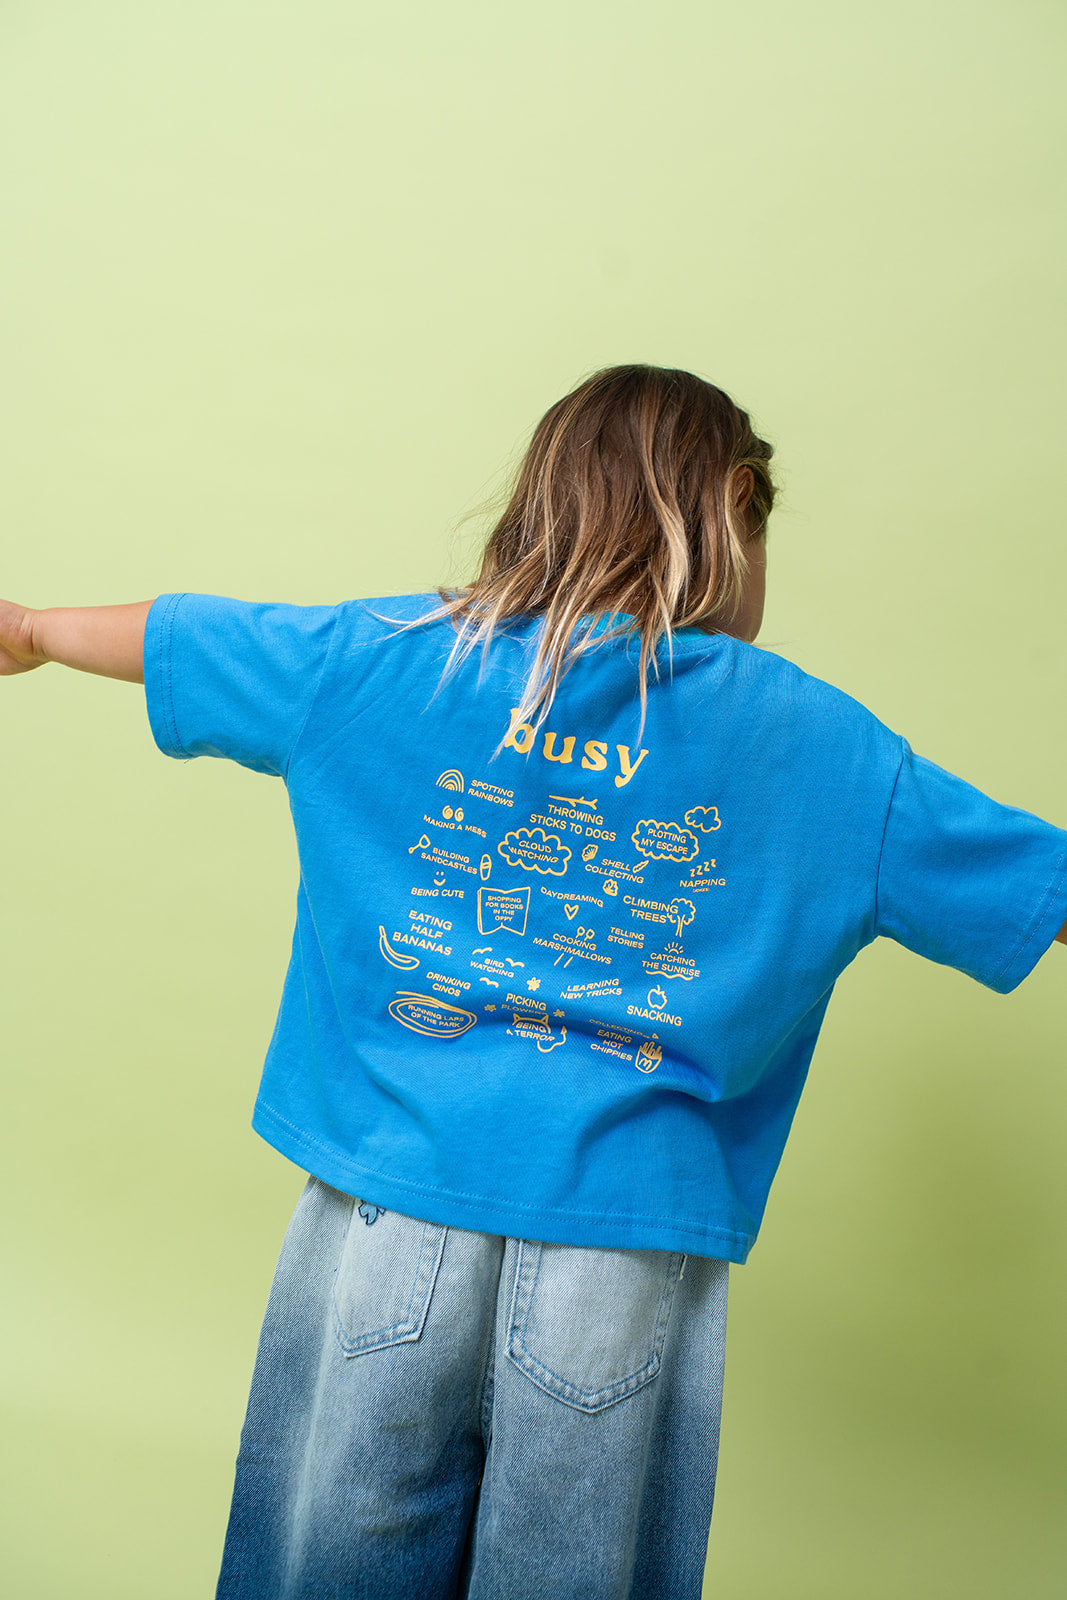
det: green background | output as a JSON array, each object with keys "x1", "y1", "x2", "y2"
[{"x1": 2, "y1": 2, "x2": 1065, "y2": 1594}]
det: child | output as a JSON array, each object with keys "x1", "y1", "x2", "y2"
[{"x1": 2, "y1": 363, "x2": 1065, "y2": 1600}]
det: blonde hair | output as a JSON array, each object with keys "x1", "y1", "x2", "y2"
[{"x1": 402, "y1": 364, "x2": 776, "y2": 743}]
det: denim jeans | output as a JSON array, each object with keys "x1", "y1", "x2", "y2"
[{"x1": 216, "y1": 1176, "x2": 729, "y2": 1600}]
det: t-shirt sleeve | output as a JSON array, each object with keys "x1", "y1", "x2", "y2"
[
  {"x1": 143, "y1": 592, "x2": 340, "y2": 777},
  {"x1": 875, "y1": 739, "x2": 1067, "y2": 993}
]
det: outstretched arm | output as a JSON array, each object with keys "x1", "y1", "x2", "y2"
[
  {"x1": 3, "y1": 595, "x2": 1066, "y2": 946},
  {"x1": 0, "y1": 598, "x2": 154, "y2": 684}
]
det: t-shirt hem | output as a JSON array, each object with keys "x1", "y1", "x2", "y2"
[
  {"x1": 988, "y1": 837, "x2": 1067, "y2": 994},
  {"x1": 252, "y1": 1098, "x2": 752, "y2": 1264},
  {"x1": 143, "y1": 592, "x2": 189, "y2": 758}
]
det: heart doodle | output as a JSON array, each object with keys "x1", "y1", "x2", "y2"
[{"x1": 564, "y1": 903, "x2": 579, "y2": 920}]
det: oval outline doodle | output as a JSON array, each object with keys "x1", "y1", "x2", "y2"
[{"x1": 388, "y1": 990, "x2": 478, "y2": 1039}]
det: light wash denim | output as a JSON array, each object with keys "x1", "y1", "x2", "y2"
[{"x1": 216, "y1": 1176, "x2": 729, "y2": 1599}]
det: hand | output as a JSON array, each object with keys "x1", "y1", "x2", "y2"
[{"x1": 0, "y1": 599, "x2": 46, "y2": 675}]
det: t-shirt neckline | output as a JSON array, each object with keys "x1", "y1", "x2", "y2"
[{"x1": 578, "y1": 610, "x2": 734, "y2": 654}]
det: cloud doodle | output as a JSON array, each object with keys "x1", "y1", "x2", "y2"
[
  {"x1": 684, "y1": 805, "x2": 721, "y2": 832},
  {"x1": 631, "y1": 818, "x2": 699, "y2": 862},
  {"x1": 498, "y1": 827, "x2": 572, "y2": 876}
]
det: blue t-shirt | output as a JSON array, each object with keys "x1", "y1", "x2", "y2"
[{"x1": 143, "y1": 591, "x2": 1067, "y2": 1263}]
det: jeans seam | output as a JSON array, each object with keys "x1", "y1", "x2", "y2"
[
  {"x1": 332, "y1": 1221, "x2": 446, "y2": 1355},
  {"x1": 506, "y1": 1243, "x2": 682, "y2": 1412},
  {"x1": 478, "y1": 1313, "x2": 497, "y2": 1444}
]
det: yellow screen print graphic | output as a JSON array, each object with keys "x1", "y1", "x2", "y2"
[
  {"x1": 684, "y1": 805, "x2": 721, "y2": 832},
  {"x1": 631, "y1": 819, "x2": 699, "y2": 862},
  {"x1": 636, "y1": 1039, "x2": 663, "y2": 1073},
  {"x1": 503, "y1": 709, "x2": 649, "y2": 788},
  {"x1": 643, "y1": 937, "x2": 699, "y2": 980},
  {"x1": 477, "y1": 885, "x2": 530, "y2": 936},
  {"x1": 498, "y1": 827, "x2": 571, "y2": 875},
  {"x1": 378, "y1": 926, "x2": 420, "y2": 970},
  {"x1": 505, "y1": 1002, "x2": 568, "y2": 1052},
  {"x1": 388, "y1": 991, "x2": 477, "y2": 1038}
]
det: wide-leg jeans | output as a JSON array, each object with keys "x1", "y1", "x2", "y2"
[{"x1": 216, "y1": 1175, "x2": 730, "y2": 1599}]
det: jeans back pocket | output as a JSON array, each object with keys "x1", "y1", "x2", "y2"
[
  {"x1": 332, "y1": 1202, "x2": 448, "y2": 1357},
  {"x1": 506, "y1": 1240, "x2": 685, "y2": 1413}
]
